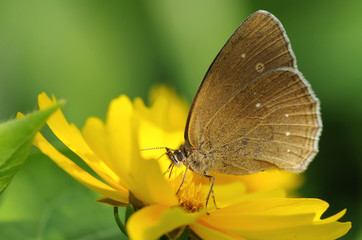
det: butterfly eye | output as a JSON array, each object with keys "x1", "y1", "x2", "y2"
[{"x1": 174, "y1": 150, "x2": 185, "y2": 162}]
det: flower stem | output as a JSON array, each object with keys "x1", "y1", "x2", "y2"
[
  {"x1": 113, "y1": 207, "x2": 128, "y2": 237},
  {"x1": 189, "y1": 230, "x2": 202, "y2": 240},
  {"x1": 126, "y1": 204, "x2": 135, "y2": 221}
]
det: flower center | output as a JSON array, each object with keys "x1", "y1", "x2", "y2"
[
  {"x1": 169, "y1": 170, "x2": 206, "y2": 213},
  {"x1": 179, "y1": 197, "x2": 204, "y2": 213}
]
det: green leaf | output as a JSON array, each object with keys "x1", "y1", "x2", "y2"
[
  {"x1": 0, "y1": 102, "x2": 62, "y2": 195},
  {"x1": 0, "y1": 151, "x2": 126, "y2": 239}
]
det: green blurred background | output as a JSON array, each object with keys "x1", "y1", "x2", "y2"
[{"x1": 0, "y1": 0, "x2": 361, "y2": 239}]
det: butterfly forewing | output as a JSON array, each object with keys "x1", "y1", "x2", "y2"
[
  {"x1": 185, "y1": 11, "x2": 297, "y2": 149},
  {"x1": 184, "y1": 10, "x2": 321, "y2": 174}
]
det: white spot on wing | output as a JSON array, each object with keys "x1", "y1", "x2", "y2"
[{"x1": 255, "y1": 62, "x2": 265, "y2": 73}]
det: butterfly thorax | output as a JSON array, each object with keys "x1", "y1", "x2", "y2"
[{"x1": 166, "y1": 142, "x2": 214, "y2": 176}]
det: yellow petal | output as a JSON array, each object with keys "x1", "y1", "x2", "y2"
[
  {"x1": 133, "y1": 86, "x2": 187, "y2": 164},
  {"x1": 198, "y1": 198, "x2": 351, "y2": 240},
  {"x1": 128, "y1": 119, "x2": 178, "y2": 206},
  {"x1": 202, "y1": 198, "x2": 328, "y2": 229},
  {"x1": 34, "y1": 132, "x2": 129, "y2": 204},
  {"x1": 127, "y1": 204, "x2": 200, "y2": 240},
  {"x1": 316, "y1": 208, "x2": 347, "y2": 224},
  {"x1": 190, "y1": 219, "x2": 245, "y2": 240},
  {"x1": 134, "y1": 93, "x2": 185, "y2": 165},
  {"x1": 16, "y1": 112, "x2": 24, "y2": 118},
  {"x1": 213, "y1": 183, "x2": 285, "y2": 208},
  {"x1": 105, "y1": 95, "x2": 134, "y2": 178},
  {"x1": 106, "y1": 95, "x2": 177, "y2": 206},
  {"x1": 82, "y1": 117, "x2": 111, "y2": 167},
  {"x1": 82, "y1": 117, "x2": 126, "y2": 188},
  {"x1": 238, "y1": 170, "x2": 303, "y2": 193},
  {"x1": 37, "y1": 93, "x2": 121, "y2": 189},
  {"x1": 215, "y1": 198, "x2": 329, "y2": 217},
  {"x1": 138, "y1": 119, "x2": 184, "y2": 175},
  {"x1": 138, "y1": 119, "x2": 183, "y2": 160},
  {"x1": 236, "y1": 220, "x2": 351, "y2": 240},
  {"x1": 210, "y1": 170, "x2": 303, "y2": 194},
  {"x1": 136, "y1": 85, "x2": 189, "y2": 132},
  {"x1": 128, "y1": 156, "x2": 178, "y2": 206}
]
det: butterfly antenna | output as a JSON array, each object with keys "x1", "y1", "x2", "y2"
[
  {"x1": 140, "y1": 147, "x2": 167, "y2": 151},
  {"x1": 140, "y1": 147, "x2": 173, "y2": 174}
]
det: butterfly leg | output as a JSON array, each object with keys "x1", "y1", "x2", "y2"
[
  {"x1": 177, "y1": 164, "x2": 189, "y2": 194},
  {"x1": 163, "y1": 163, "x2": 175, "y2": 178},
  {"x1": 163, "y1": 163, "x2": 173, "y2": 175},
  {"x1": 204, "y1": 174, "x2": 217, "y2": 208},
  {"x1": 168, "y1": 164, "x2": 175, "y2": 178}
]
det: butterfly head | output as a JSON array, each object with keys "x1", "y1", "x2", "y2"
[{"x1": 166, "y1": 147, "x2": 186, "y2": 166}]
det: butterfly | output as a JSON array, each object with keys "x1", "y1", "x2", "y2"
[{"x1": 165, "y1": 10, "x2": 322, "y2": 205}]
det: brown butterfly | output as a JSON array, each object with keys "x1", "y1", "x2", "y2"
[{"x1": 166, "y1": 10, "x2": 322, "y2": 205}]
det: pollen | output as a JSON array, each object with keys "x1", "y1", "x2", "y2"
[
  {"x1": 180, "y1": 200, "x2": 204, "y2": 213},
  {"x1": 169, "y1": 170, "x2": 206, "y2": 213}
]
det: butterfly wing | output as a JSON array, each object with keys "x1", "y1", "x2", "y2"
[
  {"x1": 185, "y1": 10, "x2": 321, "y2": 173},
  {"x1": 186, "y1": 10, "x2": 296, "y2": 148},
  {"x1": 204, "y1": 68, "x2": 321, "y2": 174}
]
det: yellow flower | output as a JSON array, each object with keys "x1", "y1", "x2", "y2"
[{"x1": 34, "y1": 86, "x2": 351, "y2": 240}]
